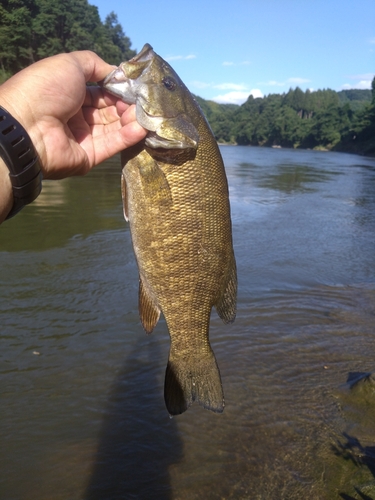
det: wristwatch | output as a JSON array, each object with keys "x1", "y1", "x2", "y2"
[{"x1": 0, "y1": 106, "x2": 42, "y2": 219}]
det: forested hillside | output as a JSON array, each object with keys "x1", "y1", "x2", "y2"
[
  {"x1": 0, "y1": 0, "x2": 134, "y2": 79},
  {"x1": 1, "y1": 0, "x2": 374, "y2": 155},
  {"x1": 203, "y1": 86, "x2": 375, "y2": 155}
]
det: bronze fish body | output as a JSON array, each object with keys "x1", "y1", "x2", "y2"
[{"x1": 103, "y1": 44, "x2": 237, "y2": 415}]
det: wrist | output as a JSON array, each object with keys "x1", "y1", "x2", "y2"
[
  {"x1": 0, "y1": 84, "x2": 45, "y2": 171},
  {"x1": 0, "y1": 156, "x2": 13, "y2": 223},
  {"x1": 0, "y1": 105, "x2": 42, "y2": 220}
]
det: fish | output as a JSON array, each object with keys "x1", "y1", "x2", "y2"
[{"x1": 103, "y1": 43, "x2": 237, "y2": 415}]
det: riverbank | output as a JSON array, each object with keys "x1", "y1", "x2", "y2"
[{"x1": 218, "y1": 141, "x2": 375, "y2": 157}]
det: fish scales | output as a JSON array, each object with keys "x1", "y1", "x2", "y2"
[{"x1": 103, "y1": 44, "x2": 237, "y2": 415}]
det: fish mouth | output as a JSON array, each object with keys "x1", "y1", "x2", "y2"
[
  {"x1": 102, "y1": 68, "x2": 166, "y2": 125},
  {"x1": 103, "y1": 67, "x2": 125, "y2": 88},
  {"x1": 102, "y1": 67, "x2": 136, "y2": 104},
  {"x1": 102, "y1": 44, "x2": 155, "y2": 103}
]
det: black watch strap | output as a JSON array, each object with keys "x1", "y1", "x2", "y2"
[{"x1": 0, "y1": 106, "x2": 42, "y2": 220}]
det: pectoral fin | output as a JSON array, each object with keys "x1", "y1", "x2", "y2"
[
  {"x1": 215, "y1": 259, "x2": 237, "y2": 324},
  {"x1": 139, "y1": 277, "x2": 160, "y2": 334},
  {"x1": 138, "y1": 154, "x2": 173, "y2": 208}
]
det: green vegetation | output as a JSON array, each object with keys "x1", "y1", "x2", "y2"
[
  {"x1": 201, "y1": 86, "x2": 375, "y2": 156},
  {"x1": 337, "y1": 88, "x2": 372, "y2": 110},
  {"x1": 0, "y1": 0, "x2": 134, "y2": 76},
  {"x1": 1, "y1": 0, "x2": 374, "y2": 155}
]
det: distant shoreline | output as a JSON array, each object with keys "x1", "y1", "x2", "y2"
[{"x1": 217, "y1": 142, "x2": 375, "y2": 158}]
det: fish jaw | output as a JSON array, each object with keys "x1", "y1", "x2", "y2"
[
  {"x1": 102, "y1": 67, "x2": 137, "y2": 104},
  {"x1": 102, "y1": 43, "x2": 155, "y2": 103}
]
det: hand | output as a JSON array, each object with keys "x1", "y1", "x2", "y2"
[{"x1": 0, "y1": 51, "x2": 146, "y2": 179}]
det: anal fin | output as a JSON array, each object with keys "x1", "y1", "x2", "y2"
[
  {"x1": 215, "y1": 258, "x2": 237, "y2": 324},
  {"x1": 139, "y1": 276, "x2": 160, "y2": 334}
]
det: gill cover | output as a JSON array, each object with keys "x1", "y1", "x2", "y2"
[{"x1": 103, "y1": 43, "x2": 199, "y2": 150}]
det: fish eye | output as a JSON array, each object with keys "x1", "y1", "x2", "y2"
[{"x1": 162, "y1": 76, "x2": 177, "y2": 91}]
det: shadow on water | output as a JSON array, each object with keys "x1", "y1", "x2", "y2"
[{"x1": 85, "y1": 332, "x2": 183, "y2": 500}]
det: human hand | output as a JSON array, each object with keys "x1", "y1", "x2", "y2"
[{"x1": 0, "y1": 51, "x2": 146, "y2": 180}]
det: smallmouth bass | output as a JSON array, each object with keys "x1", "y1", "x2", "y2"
[{"x1": 103, "y1": 44, "x2": 237, "y2": 415}]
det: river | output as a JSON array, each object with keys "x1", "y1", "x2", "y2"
[{"x1": 1, "y1": 146, "x2": 375, "y2": 499}]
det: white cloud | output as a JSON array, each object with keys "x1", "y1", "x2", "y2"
[
  {"x1": 165, "y1": 54, "x2": 196, "y2": 61},
  {"x1": 222, "y1": 61, "x2": 235, "y2": 66},
  {"x1": 341, "y1": 80, "x2": 372, "y2": 90},
  {"x1": 249, "y1": 89, "x2": 263, "y2": 98},
  {"x1": 212, "y1": 89, "x2": 263, "y2": 105},
  {"x1": 259, "y1": 77, "x2": 310, "y2": 88},
  {"x1": 212, "y1": 91, "x2": 249, "y2": 104},
  {"x1": 340, "y1": 73, "x2": 374, "y2": 90},
  {"x1": 369, "y1": 37, "x2": 375, "y2": 44},
  {"x1": 190, "y1": 79, "x2": 264, "y2": 104},
  {"x1": 261, "y1": 80, "x2": 285, "y2": 86},
  {"x1": 213, "y1": 83, "x2": 248, "y2": 91},
  {"x1": 356, "y1": 80, "x2": 372, "y2": 89},
  {"x1": 287, "y1": 77, "x2": 311, "y2": 84},
  {"x1": 191, "y1": 80, "x2": 212, "y2": 89},
  {"x1": 347, "y1": 73, "x2": 374, "y2": 81}
]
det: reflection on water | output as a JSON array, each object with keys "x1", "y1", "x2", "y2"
[
  {"x1": 1, "y1": 146, "x2": 375, "y2": 499},
  {"x1": 259, "y1": 163, "x2": 339, "y2": 193},
  {"x1": 238, "y1": 160, "x2": 340, "y2": 194},
  {"x1": 0, "y1": 156, "x2": 125, "y2": 252}
]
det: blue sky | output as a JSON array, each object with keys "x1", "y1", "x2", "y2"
[{"x1": 91, "y1": 0, "x2": 375, "y2": 105}]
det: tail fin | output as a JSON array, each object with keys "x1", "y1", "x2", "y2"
[{"x1": 164, "y1": 349, "x2": 224, "y2": 415}]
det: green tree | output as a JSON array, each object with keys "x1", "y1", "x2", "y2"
[
  {"x1": 303, "y1": 103, "x2": 343, "y2": 148},
  {"x1": 31, "y1": 0, "x2": 105, "y2": 59},
  {"x1": 0, "y1": 0, "x2": 36, "y2": 73},
  {"x1": 273, "y1": 106, "x2": 301, "y2": 147},
  {"x1": 100, "y1": 12, "x2": 135, "y2": 63},
  {"x1": 0, "y1": 0, "x2": 135, "y2": 76}
]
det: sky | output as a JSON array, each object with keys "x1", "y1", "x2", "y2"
[{"x1": 91, "y1": 0, "x2": 375, "y2": 105}]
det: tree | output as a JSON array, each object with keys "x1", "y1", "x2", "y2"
[
  {"x1": 0, "y1": 0, "x2": 135, "y2": 75},
  {"x1": 101, "y1": 12, "x2": 135, "y2": 63},
  {"x1": 273, "y1": 106, "x2": 301, "y2": 147},
  {"x1": 0, "y1": 0, "x2": 36, "y2": 73},
  {"x1": 31, "y1": 0, "x2": 107, "y2": 59}
]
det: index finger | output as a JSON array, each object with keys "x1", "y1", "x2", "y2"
[{"x1": 70, "y1": 50, "x2": 116, "y2": 84}]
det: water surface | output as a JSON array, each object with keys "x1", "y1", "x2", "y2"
[{"x1": 1, "y1": 148, "x2": 375, "y2": 499}]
